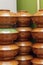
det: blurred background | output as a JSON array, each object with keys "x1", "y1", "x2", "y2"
[{"x1": 0, "y1": 0, "x2": 43, "y2": 14}]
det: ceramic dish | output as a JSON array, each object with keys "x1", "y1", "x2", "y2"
[
  {"x1": 16, "y1": 27, "x2": 31, "y2": 41},
  {"x1": 0, "y1": 44, "x2": 19, "y2": 60},
  {"x1": 31, "y1": 58, "x2": 43, "y2": 65},
  {"x1": 31, "y1": 28, "x2": 43, "y2": 42},
  {"x1": 16, "y1": 10, "x2": 32, "y2": 27},
  {"x1": 0, "y1": 9, "x2": 17, "y2": 28},
  {"x1": 15, "y1": 55, "x2": 32, "y2": 65},
  {"x1": 16, "y1": 41, "x2": 32, "y2": 55},
  {"x1": 0, "y1": 29, "x2": 18, "y2": 43},
  {"x1": 32, "y1": 43, "x2": 43, "y2": 58},
  {"x1": 32, "y1": 10, "x2": 43, "y2": 28}
]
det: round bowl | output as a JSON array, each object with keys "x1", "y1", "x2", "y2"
[
  {"x1": 32, "y1": 43, "x2": 43, "y2": 58},
  {"x1": 31, "y1": 28, "x2": 43, "y2": 42},
  {"x1": 0, "y1": 29, "x2": 18, "y2": 43},
  {"x1": 16, "y1": 10, "x2": 32, "y2": 27},
  {"x1": 0, "y1": 44, "x2": 19, "y2": 60},
  {"x1": 0, "y1": 9, "x2": 17, "y2": 28},
  {"x1": 16, "y1": 41, "x2": 32, "y2": 55},
  {"x1": 31, "y1": 58, "x2": 43, "y2": 65},
  {"x1": 15, "y1": 55, "x2": 32, "y2": 65},
  {"x1": 0, "y1": 60, "x2": 19, "y2": 65},
  {"x1": 16, "y1": 27, "x2": 31, "y2": 41},
  {"x1": 32, "y1": 10, "x2": 43, "y2": 28}
]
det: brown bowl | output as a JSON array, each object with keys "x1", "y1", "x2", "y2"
[
  {"x1": 16, "y1": 10, "x2": 32, "y2": 27},
  {"x1": 16, "y1": 27, "x2": 31, "y2": 41},
  {"x1": 0, "y1": 29, "x2": 18, "y2": 43},
  {"x1": 0, "y1": 9, "x2": 17, "y2": 28},
  {"x1": 0, "y1": 44, "x2": 19, "y2": 60},
  {"x1": 0, "y1": 17, "x2": 17, "y2": 28},
  {"x1": 16, "y1": 41, "x2": 32, "y2": 55},
  {"x1": 32, "y1": 10, "x2": 43, "y2": 28},
  {"x1": 31, "y1": 58, "x2": 43, "y2": 65},
  {"x1": 15, "y1": 55, "x2": 33, "y2": 65},
  {"x1": 32, "y1": 43, "x2": 43, "y2": 58},
  {"x1": 0, "y1": 60, "x2": 19, "y2": 65},
  {"x1": 31, "y1": 28, "x2": 43, "y2": 42}
]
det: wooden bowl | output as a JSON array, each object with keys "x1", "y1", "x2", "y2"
[
  {"x1": 0, "y1": 60, "x2": 19, "y2": 65},
  {"x1": 16, "y1": 10, "x2": 32, "y2": 27},
  {"x1": 31, "y1": 58, "x2": 43, "y2": 65},
  {"x1": 15, "y1": 55, "x2": 33, "y2": 65},
  {"x1": 16, "y1": 41, "x2": 32, "y2": 55},
  {"x1": 0, "y1": 44, "x2": 19, "y2": 60},
  {"x1": 32, "y1": 10, "x2": 43, "y2": 28},
  {"x1": 0, "y1": 9, "x2": 17, "y2": 28},
  {"x1": 31, "y1": 28, "x2": 43, "y2": 42},
  {"x1": 32, "y1": 43, "x2": 43, "y2": 58},
  {"x1": 0, "y1": 29, "x2": 18, "y2": 43},
  {"x1": 16, "y1": 27, "x2": 31, "y2": 41}
]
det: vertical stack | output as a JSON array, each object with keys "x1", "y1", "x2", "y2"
[
  {"x1": 15, "y1": 11, "x2": 33, "y2": 65},
  {"x1": 0, "y1": 9, "x2": 19, "y2": 65},
  {"x1": 31, "y1": 10, "x2": 43, "y2": 65}
]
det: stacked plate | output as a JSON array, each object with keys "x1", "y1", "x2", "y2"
[
  {"x1": 15, "y1": 10, "x2": 33, "y2": 65},
  {"x1": 0, "y1": 9, "x2": 19, "y2": 65},
  {"x1": 31, "y1": 10, "x2": 43, "y2": 65}
]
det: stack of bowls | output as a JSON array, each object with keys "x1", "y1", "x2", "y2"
[
  {"x1": 31, "y1": 10, "x2": 43, "y2": 64},
  {"x1": 15, "y1": 11, "x2": 33, "y2": 65},
  {"x1": 0, "y1": 9, "x2": 19, "y2": 65},
  {"x1": 16, "y1": 10, "x2": 32, "y2": 41}
]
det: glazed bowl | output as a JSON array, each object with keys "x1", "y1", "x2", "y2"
[
  {"x1": 31, "y1": 28, "x2": 43, "y2": 42},
  {"x1": 17, "y1": 10, "x2": 32, "y2": 27},
  {"x1": 0, "y1": 29, "x2": 18, "y2": 43},
  {"x1": 16, "y1": 41, "x2": 32, "y2": 55},
  {"x1": 31, "y1": 58, "x2": 43, "y2": 65},
  {"x1": 0, "y1": 60, "x2": 19, "y2": 65},
  {"x1": 32, "y1": 43, "x2": 43, "y2": 58},
  {"x1": 0, "y1": 9, "x2": 17, "y2": 28},
  {"x1": 0, "y1": 44, "x2": 19, "y2": 60},
  {"x1": 15, "y1": 55, "x2": 32, "y2": 65},
  {"x1": 16, "y1": 27, "x2": 31, "y2": 41},
  {"x1": 32, "y1": 10, "x2": 43, "y2": 28}
]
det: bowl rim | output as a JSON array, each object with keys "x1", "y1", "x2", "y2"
[
  {"x1": 32, "y1": 43, "x2": 43, "y2": 48},
  {"x1": 0, "y1": 28, "x2": 18, "y2": 34},
  {"x1": 0, "y1": 44, "x2": 19, "y2": 50},
  {"x1": 31, "y1": 28, "x2": 43, "y2": 32},
  {"x1": 31, "y1": 58, "x2": 43, "y2": 64},
  {"x1": 0, "y1": 60, "x2": 19, "y2": 65},
  {"x1": 16, "y1": 41, "x2": 32, "y2": 46},
  {"x1": 15, "y1": 55, "x2": 33, "y2": 61},
  {"x1": 16, "y1": 27, "x2": 31, "y2": 31}
]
